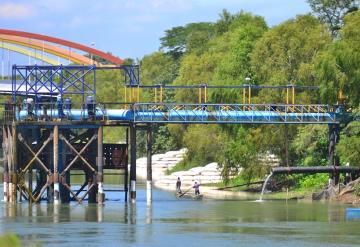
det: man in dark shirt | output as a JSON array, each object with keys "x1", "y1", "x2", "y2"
[
  {"x1": 176, "y1": 177, "x2": 182, "y2": 193},
  {"x1": 193, "y1": 181, "x2": 200, "y2": 195}
]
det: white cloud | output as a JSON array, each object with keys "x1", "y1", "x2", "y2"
[
  {"x1": 0, "y1": 2, "x2": 36, "y2": 19},
  {"x1": 124, "y1": 0, "x2": 192, "y2": 13}
]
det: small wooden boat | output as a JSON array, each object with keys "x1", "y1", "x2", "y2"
[{"x1": 175, "y1": 192, "x2": 203, "y2": 200}]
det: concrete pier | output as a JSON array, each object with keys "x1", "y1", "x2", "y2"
[
  {"x1": 130, "y1": 125, "x2": 137, "y2": 203},
  {"x1": 146, "y1": 124, "x2": 153, "y2": 205}
]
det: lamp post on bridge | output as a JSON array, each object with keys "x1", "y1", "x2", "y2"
[
  {"x1": 245, "y1": 77, "x2": 251, "y2": 105},
  {"x1": 90, "y1": 42, "x2": 95, "y2": 64}
]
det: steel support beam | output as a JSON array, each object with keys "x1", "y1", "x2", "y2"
[{"x1": 59, "y1": 131, "x2": 97, "y2": 203}]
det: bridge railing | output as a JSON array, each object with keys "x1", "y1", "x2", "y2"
[
  {"x1": 0, "y1": 102, "x2": 16, "y2": 123},
  {"x1": 131, "y1": 103, "x2": 337, "y2": 124}
]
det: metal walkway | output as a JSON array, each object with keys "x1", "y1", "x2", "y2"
[
  {"x1": 10, "y1": 103, "x2": 338, "y2": 124},
  {"x1": 0, "y1": 65, "x2": 340, "y2": 125}
]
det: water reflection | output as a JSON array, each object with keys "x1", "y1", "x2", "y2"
[
  {"x1": 146, "y1": 204, "x2": 152, "y2": 224},
  {"x1": 1, "y1": 189, "x2": 360, "y2": 247}
]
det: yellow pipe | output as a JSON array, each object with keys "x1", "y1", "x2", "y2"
[
  {"x1": 204, "y1": 86, "x2": 207, "y2": 103},
  {"x1": 137, "y1": 86, "x2": 140, "y2": 102},
  {"x1": 160, "y1": 85, "x2": 163, "y2": 103},
  {"x1": 124, "y1": 86, "x2": 127, "y2": 102},
  {"x1": 155, "y1": 87, "x2": 157, "y2": 103},
  {"x1": 1, "y1": 43, "x2": 58, "y2": 65},
  {"x1": 286, "y1": 87, "x2": 289, "y2": 105},
  {"x1": 198, "y1": 87, "x2": 201, "y2": 103},
  {"x1": 248, "y1": 85, "x2": 251, "y2": 104},
  {"x1": 292, "y1": 86, "x2": 295, "y2": 104},
  {"x1": 243, "y1": 88, "x2": 246, "y2": 105}
]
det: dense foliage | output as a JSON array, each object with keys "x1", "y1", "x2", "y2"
[{"x1": 95, "y1": 6, "x2": 360, "y2": 187}]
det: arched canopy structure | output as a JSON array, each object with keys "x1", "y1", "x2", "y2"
[
  {"x1": 0, "y1": 42, "x2": 58, "y2": 65},
  {"x1": 0, "y1": 35, "x2": 99, "y2": 65},
  {"x1": 0, "y1": 29, "x2": 124, "y2": 65}
]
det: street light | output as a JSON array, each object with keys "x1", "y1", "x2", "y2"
[{"x1": 90, "y1": 42, "x2": 95, "y2": 64}]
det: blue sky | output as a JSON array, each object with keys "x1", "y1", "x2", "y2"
[{"x1": 0, "y1": 0, "x2": 311, "y2": 61}]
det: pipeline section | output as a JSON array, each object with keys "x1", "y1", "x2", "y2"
[
  {"x1": 272, "y1": 166, "x2": 360, "y2": 175},
  {"x1": 16, "y1": 109, "x2": 336, "y2": 123}
]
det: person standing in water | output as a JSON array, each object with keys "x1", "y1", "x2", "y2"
[
  {"x1": 193, "y1": 181, "x2": 200, "y2": 195},
  {"x1": 176, "y1": 177, "x2": 182, "y2": 193}
]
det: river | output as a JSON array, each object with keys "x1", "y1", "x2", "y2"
[{"x1": 1, "y1": 184, "x2": 360, "y2": 247}]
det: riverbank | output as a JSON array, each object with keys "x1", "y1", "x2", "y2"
[
  {"x1": 136, "y1": 149, "x2": 360, "y2": 203},
  {"x1": 136, "y1": 149, "x2": 241, "y2": 199},
  {"x1": 135, "y1": 149, "x2": 307, "y2": 200}
]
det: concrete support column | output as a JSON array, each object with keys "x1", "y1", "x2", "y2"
[
  {"x1": 2, "y1": 128, "x2": 9, "y2": 202},
  {"x1": 146, "y1": 124, "x2": 153, "y2": 205},
  {"x1": 3, "y1": 171, "x2": 8, "y2": 202},
  {"x1": 129, "y1": 125, "x2": 136, "y2": 203},
  {"x1": 10, "y1": 123, "x2": 17, "y2": 203},
  {"x1": 53, "y1": 125, "x2": 60, "y2": 204},
  {"x1": 97, "y1": 126, "x2": 105, "y2": 204}
]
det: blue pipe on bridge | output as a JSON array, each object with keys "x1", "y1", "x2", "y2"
[{"x1": 15, "y1": 108, "x2": 336, "y2": 123}]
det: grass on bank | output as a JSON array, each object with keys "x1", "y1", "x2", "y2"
[
  {"x1": 0, "y1": 233, "x2": 21, "y2": 247},
  {"x1": 204, "y1": 173, "x2": 330, "y2": 199}
]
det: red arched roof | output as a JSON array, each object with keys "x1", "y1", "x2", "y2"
[{"x1": 0, "y1": 29, "x2": 124, "y2": 65}]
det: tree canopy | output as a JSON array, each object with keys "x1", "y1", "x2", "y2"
[
  {"x1": 307, "y1": 0, "x2": 358, "y2": 36},
  {"x1": 93, "y1": 7, "x2": 360, "y2": 186}
]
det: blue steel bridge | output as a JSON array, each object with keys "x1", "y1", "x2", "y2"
[
  {"x1": 0, "y1": 29, "x2": 347, "y2": 205},
  {"x1": 0, "y1": 65, "x2": 339, "y2": 125}
]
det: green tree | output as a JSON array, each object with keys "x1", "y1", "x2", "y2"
[
  {"x1": 140, "y1": 51, "x2": 178, "y2": 86},
  {"x1": 160, "y1": 22, "x2": 214, "y2": 59},
  {"x1": 211, "y1": 13, "x2": 267, "y2": 103},
  {"x1": 307, "y1": 0, "x2": 357, "y2": 36},
  {"x1": 214, "y1": 9, "x2": 235, "y2": 35},
  {"x1": 291, "y1": 125, "x2": 329, "y2": 167},
  {"x1": 337, "y1": 119, "x2": 360, "y2": 166},
  {"x1": 251, "y1": 15, "x2": 331, "y2": 103},
  {"x1": 314, "y1": 10, "x2": 360, "y2": 106},
  {"x1": 221, "y1": 127, "x2": 268, "y2": 184},
  {"x1": 136, "y1": 125, "x2": 180, "y2": 157},
  {"x1": 182, "y1": 125, "x2": 224, "y2": 167}
]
